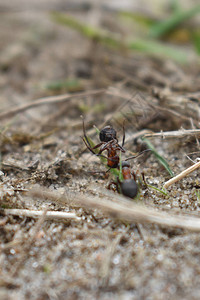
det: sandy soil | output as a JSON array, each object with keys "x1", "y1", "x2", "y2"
[{"x1": 0, "y1": 1, "x2": 200, "y2": 300}]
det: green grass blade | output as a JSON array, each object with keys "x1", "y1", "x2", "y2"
[
  {"x1": 142, "y1": 137, "x2": 174, "y2": 177},
  {"x1": 128, "y1": 38, "x2": 188, "y2": 63},
  {"x1": 93, "y1": 125, "x2": 100, "y2": 135},
  {"x1": 192, "y1": 31, "x2": 200, "y2": 55},
  {"x1": 51, "y1": 12, "x2": 191, "y2": 64},
  {"x1": 195, "y1": 189, "x2": 200, "y2": 202},
  {"x1": 170, "y1": 0, "x2": 182, "y2": 14},
  {"x1": 51, "y1": 12, "x2": 121, "y2": 49},
  {"x1": 147, "y1": 184, "x2": 168, "y2": 196},
  {"x1": 46, "y1": 78, "x2": 83, "y2": 92},
  {"x1": 119, "y1": 11, "x2": 156, "y2": 27},
  {"x1": 149, "y1": 4, "x2": 200, "y2": 38}
]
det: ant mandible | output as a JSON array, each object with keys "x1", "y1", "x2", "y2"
[{"x1": 82, "y1": 118, "x2": 126, "y2": 169}]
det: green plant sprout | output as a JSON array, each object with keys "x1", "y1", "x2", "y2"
[
  {"x1": 195, "y1": 189, "x2": 200, "y2": 202},
  {"x1": 51, "y1": 12, "x2": 191, "y2": 64},
  {"x1": 142, "y1": 137, "x2": 174, "y2": 177},
  {"x1": 147, "y1": 184, "x2": 168, "y2": 196}
]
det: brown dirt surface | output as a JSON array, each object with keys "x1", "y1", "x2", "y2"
[{"x1": 0, "y1": 1, "x2": 200, "y2": 300}]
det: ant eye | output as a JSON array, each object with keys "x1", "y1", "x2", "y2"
[{"x1": 99, "y1": 126, "x2": 117, "y2": 142}]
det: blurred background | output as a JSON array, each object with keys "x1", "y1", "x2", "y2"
[
  {"x1": 0, "y1": 3, "x2": 200, "y2": 300},
  {"x1": 0, "y1": 0, "x2": 199, "y2": 107},
  {"x1": 0, "y1": 0, "x2": 200, "y2": 134}
]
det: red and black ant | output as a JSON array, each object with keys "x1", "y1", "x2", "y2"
[
  {"x1": 82, "y1": 119, "x2": 126, "y2": 169},
  {"x1": 109, "y1": 158, "x2": 149, "y2": 199},
  {"x1": 82, "y1": 118, "x2": 150, "y2": 198},
  {"x1": 120, "y1": 161, "x2": 138, "y2": 198}
]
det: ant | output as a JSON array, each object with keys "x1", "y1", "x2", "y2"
[
  {"x1": 82, "y1": 118, "x2": 150, "y2": 198},
  {"x1": 108, "y1": 159, "x2": 147, "y2": 199},
  {"x1": 82, "y1": 119, "x2": 126, "y2": 169},
  {"x1": 120, "y1": 161, "x2": 138, "y2": 198}
]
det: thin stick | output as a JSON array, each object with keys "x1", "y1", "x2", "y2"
[
  {"x1": 164, "y1": 161, "x2": 200, "y2": 189},
  {"x1": 0, "y1": 89, "x2": 105, "y2": 121},
  {"x1": 1, "y1": 239, "x2": 21, "y2": 250},
  {"x1": 99, "y1": 234, "x2": 122, "y2": 287},
  {"x1": 4, "y1": 209, "x2": 80, "y2": 221},
  {"x1": 28, "y1": 187, "x2": 200, "y2": 232},
  {"x1": 144, "y1": 129, "x2": 200, "y2": 139},
  {"x1": 11, "y1": 208, "x2": 48, "y2": 277},
  {"x1": 190, "y1": 118, "x2": 200, "y2": 147}
]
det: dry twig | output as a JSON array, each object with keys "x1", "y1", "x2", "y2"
[
  {"x1": 99, "y1": 234, "x2": 122, "y2": 287},
  {"x1": 144, "y1": 129, "x2": 200, "y2": 139},
  {"x1": 3, "y1": 208, "x2": 80, "y2": 221},
  {"x1": 28, "y1": 187, "x2": 200, "y2": 232},
  {"x1": 11, "y1": 208, "x2": 48, "y2": 277},
  {"x1": 164, "y1": 161, "x2": 200, "y2": 189},
  {"x1": 0, "y1": 89, "x2": 105, "y2": 121}
]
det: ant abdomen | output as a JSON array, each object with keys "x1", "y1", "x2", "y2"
[{"x1": 121, "y1": 179, "x2": 138, "y2": 198}]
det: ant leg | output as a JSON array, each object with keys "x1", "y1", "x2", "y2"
[
  {"x1": 82, "y1": 137, "x2": 112, "y2": 162},
  {"x1": 92, "y1": 142, "x2": 104, "y2": 150},
  {"x1": 108, "y1": 181, "x2": 119, "y2": 192},
  {"x1": 97, "y1": 140, "x2": 114, "y2": 154},
  {"x1": 82, "y1": 117, "x2": 96, "y2": 152},
  {"x1": 131, "y1": 170, "x2": 137, "y2": 181},
  {"x1": 122, "y1": 120, "x2": 126, "y2": 147},
  {"x1": 82, "y1": 117, "x2": 104, "y2": 155},
  {"x1": 82, "y1": 116, "x2": 109, "y2": 156},
  {"x1": 93, "y1": 141, "x2": 112, "y2": 155},
  {"x1": 141, "y1": 171, "x2": 147, "y2": 187},
  {"x1": 115, "y1": 144, "x2": 126, "y2": 153},
  {"x1": 82, "y1": 137, "x2": 97, "y2": 155}
]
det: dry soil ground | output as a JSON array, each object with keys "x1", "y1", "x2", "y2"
[{"x1": 0, "y1": 1, "x2": 200, "y2": 300}]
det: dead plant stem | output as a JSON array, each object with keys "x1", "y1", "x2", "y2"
[{"x1": 0, "y1": 89, "x2": 105, "y2": 121}]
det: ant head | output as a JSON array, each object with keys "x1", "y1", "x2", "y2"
[
  {"x1": 99, "y1": 126, "x2": 117, "y2": 142},
  {"x1": 120, "y1": 161, "x2": 130, "y2": 169}
]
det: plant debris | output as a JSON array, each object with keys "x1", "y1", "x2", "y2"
[{"x1": 0, "y1": 2, "x2": 200, "y2": 299}]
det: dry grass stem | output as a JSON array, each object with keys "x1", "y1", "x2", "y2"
[
  {"x1": 190, "y1": 118, "x2": 200, "y2": 147},
  {"x1": 0, "y1": 89, "x2": 105, "y2": 121},
  {"x1": 106, "y1": 89, "x2": 198, "y2": 126},
  {"x1": 99, "y1": 234, "x2": 122, "y2": 287},
  {"x1": 4, "y1": 209, "x2": 80, "y2": 221},
  {"x1": 11, "y1": 208, "x2": 48, "y2": 277},
  {"x1": 28, "y1": 187, "x2": 200, "y2": 232},
  {"x1": 124, "y1": 129, "x2": 153, "y2": 144},
  {"x1": 164, "y1": 161, "x2": 200, "y2": 189},
  {"x1": 144, "y1": 129, "x2": 200, "y2": 139},
  {"x1": 1, "y1": 239, "x2": 21, "y2": 251}
]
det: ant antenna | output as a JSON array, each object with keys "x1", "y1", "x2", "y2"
[{"x1": 125, "y1": 149, "x2": 151, "y2": 161}]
